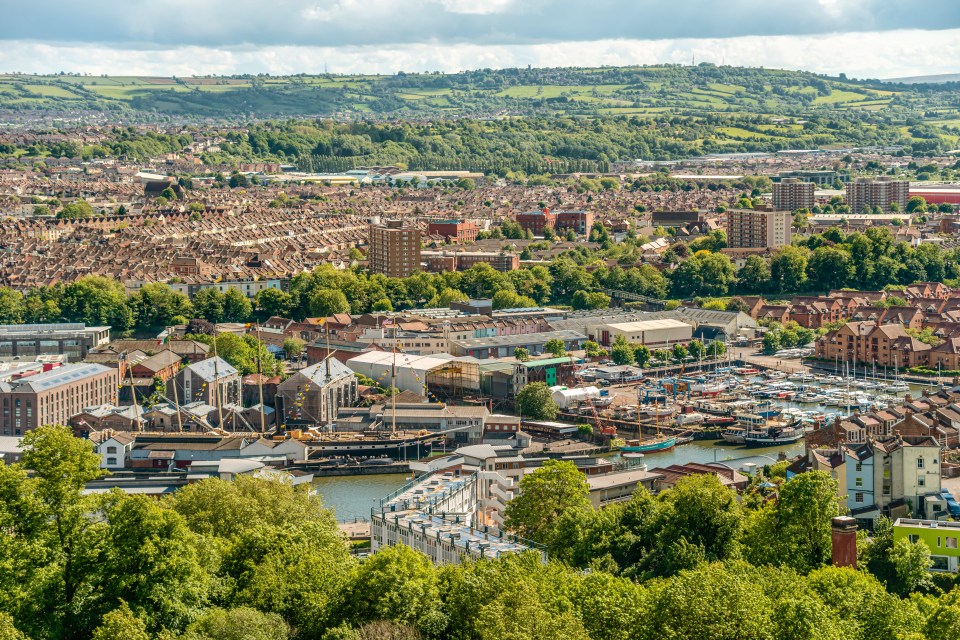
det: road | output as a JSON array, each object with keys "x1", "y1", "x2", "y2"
[{"x1": 728, "y1": 346, "x2": 811, "y2": 374}]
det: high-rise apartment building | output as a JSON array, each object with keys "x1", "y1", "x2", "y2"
[
  {"x1": 368, "y1": 220, "x2": 422, "y2": 277},
  {"x1": 845, "y1": 177, "x2": 910, "y2": 214},
  {"x1": 772, "y1": 178, "x2": 815, "y2": 211},
  {"x1": 725, "y1": 208, "x2": 793, "y2": 249}
]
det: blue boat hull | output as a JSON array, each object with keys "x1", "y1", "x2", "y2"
[{"x1": 621, "y1": 437, "x2": 677, "y2": 453}]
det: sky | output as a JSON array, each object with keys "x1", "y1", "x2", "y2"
[{"x1": 1, "y1": 0, "x2": 959, "y2": 78}]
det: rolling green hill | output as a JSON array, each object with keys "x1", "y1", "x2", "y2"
[
  {"x1": 0, "y1": 64, "x2": 953, "y2": 123},
  {"x1": 5, "y1": 65, "x2": 960, "y2": 171}
]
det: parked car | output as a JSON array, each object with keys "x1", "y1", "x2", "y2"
[{"x1": 941, "y1": 489, "x2": 960, "y2": 517}]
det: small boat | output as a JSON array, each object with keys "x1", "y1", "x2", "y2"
[
  {"x1": 638, "y1": 404, "x2": 679, "y2": 419},
  {"x1": 676, "y1": 412, "x2": 706, "y2": 426},
  {"x1": 721, "y1": 426, "x2": 747, "y2": 444},
  {"x1": 885, "y1": 381, "x2": 910, "y2": 393},
  {"x1": 622, "y1": 436, "x2": 677, "y2": 453},
  {"x1": 744, "y1": 424, "x2": 805, "y2": 447}
]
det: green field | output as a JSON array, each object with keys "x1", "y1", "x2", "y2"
[{"x1": 0, "y1": 66, "x2": 955, "y2": 146}]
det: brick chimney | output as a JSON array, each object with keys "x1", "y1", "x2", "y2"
[{"x1": 831, "y1": 516, "x2": 857, "y2": 568}]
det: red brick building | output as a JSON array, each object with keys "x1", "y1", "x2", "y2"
[
  {"x1": 428, "y1": 220, "x2": 479, "y2": 244},
  {"x1": 516, "y1": 208, "x2": 556, "y2": 235},
  {"x1": 554, "y1": 210, "x2": 595, "y2": 235}
]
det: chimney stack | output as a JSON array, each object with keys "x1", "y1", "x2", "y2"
[{"x1": 831, "y1": 516, "x2": 858, "y2": 568}]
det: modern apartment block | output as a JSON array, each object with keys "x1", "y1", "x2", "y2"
[
  {"x1": 724, "y1": 208, "x2": 792, "y2": 249},
  {"x1": 895, "y1": 519, "x2": 960, "y2": 572},
  {"x1": 370, "y1": 470, "x2": 542, "y2": 565},
  {"x1": 845, "y1": 177, "x2": 910, "y2": 214},
  {"x1": 368, "y1": 219, "x2": 422, "y2": 277},
  {"x1": 772, "y1": 178, "x2": 815, "y2": 211},
  {"x1": 0, "y1": 363, "x2": 118, "y2": 436},
  {"x1": 0, "y1": 323, "x2": 111, "y2": 360}
]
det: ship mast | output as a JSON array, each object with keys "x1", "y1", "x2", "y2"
[
  {"x1": 212, "y1": 325, "x2": 224, "y2": 429},
  {"x1": 171, "y1": 359, "x2": 183, "y2": 433},
  {"x1": 390, "y1": 322, "x2": 397, "y2": 436},
  {"x1": 124, "y1": 351, "x2": 141, "y2": 432},
  {"x1": 255, "y1": 322, "x2": 265, "y2": 434}
]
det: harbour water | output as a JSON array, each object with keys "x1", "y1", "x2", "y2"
[
  {"x1": 313, "y1": 472, "x2": 411, "y2": 521},
  {"x1": 311, "y1": 372, "x2": 934, "y2": 520},
  {"x1": 311, "y1": 439, "x2": 803, "y2": 520}
]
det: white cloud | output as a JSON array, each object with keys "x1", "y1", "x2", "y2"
[
  {"x1": 438, "y1": 0, "x2": 519, "y2": 15},
  {"x1": 1, "y1": 29, "x2": 958, "y2": 79}
]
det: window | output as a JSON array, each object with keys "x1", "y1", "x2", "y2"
[
  {"x1": 909, "y1": 534, "x2": 920, "y2": 544},
  {"x1": 855, "y1": 492, "x2": 864, "y2": 503},
  {"x1": 932, "y1": 556, "x2": 950, "y2": 571},
  {"x1": 919, "y1": 476, "x2": 926, "y2": 487},
  {"x1": 106, "y1": 457, "x2": 117, "y2": 466},
  {"x1": 106, "y1": 446, "x2": 117, "y2": 454},
  {"x1": 918, "y1": 458, "x2": 925, "y2": 469},
  {"x1": 855, "y1": 463, "x2": 862, "y2": 472},
  {"x1": 855, "y1": 477, "x2": 863, "y2": 487},
  {"x1": 947, "y1": 537, "x2": 958, "y2": 549}
]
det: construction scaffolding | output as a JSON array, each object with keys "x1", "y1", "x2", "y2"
[{"x1": 425, "y1": 360, "x2": 481, "y2": 401}]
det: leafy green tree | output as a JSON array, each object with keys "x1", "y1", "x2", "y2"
[
  {"x1": 671, "y1": 343, "x2": 688, "y2": 362},
  {"x1": 888, "y1": 537, "x2": 933, "y2": 596},
  {"x1": 514, "y1": 347, "x2": 530, "y2": 362},
  {"x1": 807, "y1": 246, "x2": 853, "y2": 291},
  {"x1": 60, "y1": 275, "x2": 134, "y2": 330},
  {"x1": 341, "y1": 545, "x2": 444, "y2": 636},
  {"x1": 192, "y1": 288, "x2": 226, "y2": 323},
  {"x1": 128, "y1": 283, "x2": 192, "y2": 330},
  {"x1": 743, "y1": 471, "x2": 840, "y2": 573},
  {"x1": 371, "y1": 298, "x2": 394, "y2": 312},
  {"x1": 222, "y1": 287, "x2": 253, "y2": 322},
  {"x1": 492, "y1": 289, "x2": 536, "y2": 310},
  {"x1": 183, "y1": 607, "x2": 290, "y2": 640},
  {"x1": 544, "y1": 338, "x2": 566, "y2": 358},
  {"x1": 187, "y1": 333, "x2": 281, "y2": 376},
  {"x1": 8, "y1": 425, "x2": 106, "y2": 638},
  {"x1": 687, "y1": 339, "x2": 706, "y2": 360},
  {"x1": 97, "y1": 495, "x2": 211, "y2": 632},
  {"x1": 571, "y1": 290, "x2": 611, "y2": 310},
  {"x1": 516, "y1": 382, "x2": 558, "y2": 420},
  {"x1": 641, "y1": 563, "x2": 777, "y2": 639},
  {"x1": 254, "y1": 288, "x2": 293, "y2": 318},
  {"x1": 707, "y1": 340, "x2": 726, "y2": 358},
  {"x1": 736, "y1": 255, "x2": 771, "y2": 293},
  {"x1": 583, "y1": 340, "x2": 606, "y2": 358},
  {"x1": 763, "y1": 331, "x2": 782, "y2": 355},
  {"x1": 770, "y1": 246, "x2": 809, "y2": 293},
  {"x1": 91, "y1": 602, "x2": 150, "y2": 640},
  {"x1": 57, "y1": 199, "x2": 95, "y2": 219},
  {"x1": 505, "y1": 460, "x2": 592, "y2": 550},
  {"x1": 670, "y1": 253, "x2": 735, "y2": 298},
  {"x1": 610, "y1": 335, "x2": 634, "y2": 365},
  {"x1": 309, "y1": 288, "x2": 351, "y2": 317},
  {"x1": 633, "y1": 344, "x2": 651, "y2": 367},
  {"x1": 644, "y1": 474, "x2": 742, "y2": 577},
  {"x1": 0, "y1": 288, "x2": 25, "y2": 324},
  {"x1": 925, "y1": 590, "x2": 960, "y2": 640},
  {"x1": 282, "y1": 337, "x2": 305, "y2": 358}
]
